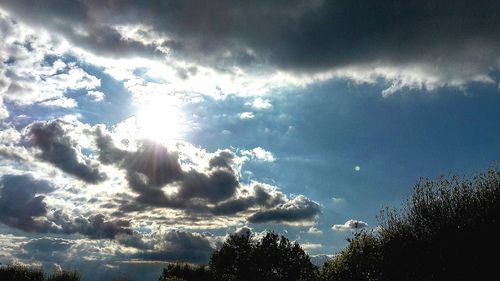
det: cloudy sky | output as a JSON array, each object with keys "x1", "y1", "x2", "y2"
[{"x1": 0, "y1": 1, "x2": 499, "y2": 280}]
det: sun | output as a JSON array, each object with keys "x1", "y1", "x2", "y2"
[{"x1": 135, "y1": 96, "x2": 186, "y2": 143}]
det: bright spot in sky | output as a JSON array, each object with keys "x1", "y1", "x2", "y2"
[
  {"x1": 135, "y1": 96, "x2": 186, "y2": 142},
  {"x1": 355, "y1": 165, "x2": 361, "y2": 172}
]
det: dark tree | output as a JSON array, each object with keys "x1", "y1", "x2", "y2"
[
  {"x1": 321, "y1": 167, "x2": 500, "y2": 281},
  {"x1": 209, "y1": 231, "x2": 254, "y2": 281},
  {"x1": 0, "y1": 264, "x2": 81, "y2": 281},
  {"x1": 158, "y1": 263, "x2": 212, "y2": 281},
  {"x1": 320, "y1": 231, "x2": 382, "y2": 281},
  {"x1": 210, "y1": 231, "x2": 317, "y2": 281}
]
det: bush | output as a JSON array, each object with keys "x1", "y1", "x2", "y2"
[
  {"x1": 159, "y1": 263, "x2": 212, "y2": 281},
  {"x1": 46, "y1": 270, "x2": 81, "y2": 281},
  {"x1": 322, "y1": 167, "x2": 500, "y2": 281},
  {"x1": 321, "y1": 231, "x2": 381, "y2": 281},
  {"x1": 0, "y1": 264, "x2": 80, "y2": 281},
  {"x1": 378, "y1": 167, "x2": 500, "y2": 281},
  {"x1": 0, "y1": 264, "x2": 44, "y2": 281}
]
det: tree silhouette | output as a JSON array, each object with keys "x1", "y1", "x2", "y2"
[
  {"x1": 210, "y1": 231, "x2": 317, "y2": 281},
  {"x1": 321, "y1": 167, "x2": 500, "y2": 281},
  {"x1": 159, "y1": 263, "x2": 212, "y2": 281}
]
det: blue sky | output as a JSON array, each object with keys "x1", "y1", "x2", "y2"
[{"x1": 0, "y1": 1, "x2": 499, "y2": 280}]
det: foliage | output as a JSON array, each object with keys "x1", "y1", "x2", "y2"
[
  {"x1": 0, "y1": 264, "x2": 80, "y2": 281},
  {"x1": 159, "y1": 263, "x2": 212, "y2": 281},
  {"x1": 210, "y1": 232, "x2": 317, "y2": 281},
  {"x1": 0, "y1": 264, "x2": 44, "y2": 281},
  {"x1": 46, "y1": 270, "x2": 81, "y2": 281},
  {"x1": 320, "y1": 231, "x2": 381, "y2": 281},
  {"x1": 378, "y1": 167, "x2": 500, "y2": 281},
  {"x1": 322, "y1": 166, "x2": 500, "y2": 281}
]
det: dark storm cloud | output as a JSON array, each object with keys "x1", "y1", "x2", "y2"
[
  {"x1": 247, "y1": 195, "x2": 321, "y2": 224},
  {"x1": 23, "y1": 237, "x2": 73, "y2": 256},
  {"x1": 135, "y1": 230, "x2": 214, "y2": 263},
  {"x1": 0, "y1": 0, "x2": 159, "y2": 59},
  {"x1": 179, "y1": 169, "x2": 238, "y2": 203},
  {"x1": 51, "y1": 211, "x2": 133, "y2": 239},
  {"x1": 95, "y1": 129, "x2": 239, "y2": 208},
  {"x1": 0, "y1": 174, "x2": 132, "y2": 239},
  {"x1": 24, "y1": 120, "x2": 106, "y2": 183},
  {"x1": 208, "y1": 150, "x2": 236, "y2": 170},
  {"x1": 0, "y1": 174, "x2": 54, "y2": 232},
  {"x1": 96, "y1": 130, "x2": 183, "y2": 187},
  {"x1": 20, "y1": 237, "x2": 75, "y2": 264},
  {"x1": 95, "y1": 129, "x2": 319, "y2": 223},
  {"x1": 1, "y1": 0, "x2": 499, "y2": 75},
  {"x1": 209, "y1": 184, "x2": 287, "y2": 216}
]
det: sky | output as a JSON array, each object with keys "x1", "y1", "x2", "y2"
[{"x1": 0, "y1": 1, "x2": 499, "y2": 280}]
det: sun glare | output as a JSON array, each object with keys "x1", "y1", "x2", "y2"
[{"x1": 135, "y1": 97, "x2": 186, "y2": 143}]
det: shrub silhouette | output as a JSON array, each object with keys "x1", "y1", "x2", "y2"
[
  {"x1": 322, "y1": 167, "x2": 500, "y2": 281},
  {"x1": 46, "y1": 270, "x2": 81, "y2": 281},
  {"x1": 0, "y1": 264, "x2": 80, "y2": 281},
  {"x1": 320, "y1": 231, "x2": 382, "y2": 281},
  {"x1": 0, "y1": 264, "x2": 44, "y2": 281},
  {"x1": 159, "y1": 263, "x2": 212, "y2": 281}
]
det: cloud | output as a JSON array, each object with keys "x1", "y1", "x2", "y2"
[
  {"x1": 301, "y1": 243, "x2": 321, "y2": 251},
  {"x1": 1, "y1": 0, "x2": 498, "y2": 94},
  {"x1": 87, "y1": 90, "x2": 105, "y2": 102},
  {"x1": 0, "y1": 174, "x2": 134, "y2": 240},
  {"x1": 208, "y1": 183, "x2": 287, "y2": 216},
  {"x1": 24, "y1": 120, "x2": 106, "y2": 183},
  {"x1": 0, "y1": 11, "x2": 101, "y2": 106},
  {"x1": 0, "y1": 126, "x2": 21, "y2": 144},
  {"x1": 0, "y1": 174, "x2": 54, "y2": 232},
  {"x1": 247, "y1": 98, "x2": 272, "y2": 110},
  {"x1": 135, "y1": 230, "x2": 215, "y2": 263},
  {"x1": 98, "y1": 129, "x2": 239, "y2": 208},
  {"x1": 23, "y1": 237, "x2": 73, "y2": 258},
  {"x1": 51, "y1": 211, "x2": 133, "y2": 239},
  {"x1": 307, "y1": 226, "x2": 322, "y2": 235},
  {"x1": 247, "y1": 195, "x2": 321, "y2": 225},
  {"x1": 95, "y1": 128, "x2": 319, "y2": 225},
  {"x1": 38, "y1": 97, "x2": 78, "y2": 108},
  {"x1": 208, "y1": 149, "x2": 237, "y2": 170},
  {"x1": 179, "y1": 169, "x2": 239, "y2": 204},
  {"x1": 332, "y1": 219, "x2": 368, "y2": 232},
  {"x1": 310, "y1": 254, "x2": 334, "y2": 267},
  {"x1": 233, "y1": 226, "x2": 252, "y2": 237},
  {"x1": 0, "y1": 96, "x2": 8, "y2": 120},
  {"x1": 239, "y1": 112, "x2": 255, "y2": 120},
  {"x1": 241, "y1": 147, "x2": 276, "y2": 162},
  {"x1": 331, "y1": 197, "x2": 346, "y2": 210}
]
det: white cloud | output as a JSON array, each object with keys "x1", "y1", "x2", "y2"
[
  {"x1": 307, "y1": 226, "x2": 323, "y2": 235},
  {"x1": 241, "y1": 147, "x2": 276, "y2": 162},
  {"x1": 301, "y1": 243, "x2": 322, "y2": 251},
  {"x1": 247, "y1": 97, "x2": 272, "y2": 110},
  {"x1": 0, "y1": 126, "x2": 20, "y2": 144},
  {"x1": 39, "y1": 97, "x2": 78, "y2": 108},
  {"x1": 332, "y1": 219, "x2": 368, "y2": 232},
  {"x1": 0, "y1": 11, "x2": 99, "y2": 107},
  {"x1": 331, "y1": 197, "x2": 346, "y2": 209},
  {"x1": 239, "y1": 112, "x2": 255, "y2": 119},
  {"x1": 0, "y1": 96, "x2": 8, "y2": 120},
  {"x1": 87, "y1": 90, "x2": 105, "y2": 102}
]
